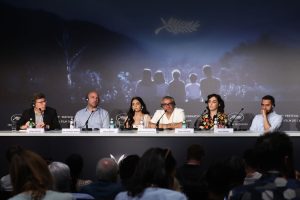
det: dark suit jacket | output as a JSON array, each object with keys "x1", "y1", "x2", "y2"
[{"x1": 17, "y1": 107, "x2": 61, "y2": 130}]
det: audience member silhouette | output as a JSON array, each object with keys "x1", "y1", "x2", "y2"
[
  {"x1": 9, "y1": 149, "x2": 72, "y2": 200},
  {"x1": 115, "y1": 148, "x2": 187, "y2": 200},
  {"x1": 79, "y1": 158, "x2": 123, "y2": 200},
  {"x1": 177, "y1": 144, "x2": 207, "y2": 200},
  {"x1": 242, "y1": 148, "x2": 262, "y2": 185},
  {"x1": 0, "y1": 145, "x2": 23, "y2": 200},
  {"x1": 229, "y1": 132, "x2": 300, "y2": 200},
  {"x1": 206, "y1": 156, "x2": 245, "y2": 200},
  {"x1": 118, "y1": 155, "x2": 140, "y2": 190},
  {"x1": 48, "y1": 161, "x2": 94, "y2": 200},
  {"x1": 65, "y1": 154, "x2": 92, "y2": 192}
]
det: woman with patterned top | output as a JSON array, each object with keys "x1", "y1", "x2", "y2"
[{"x1": 198, "y1": 94, "x2": 228, "y2": 130}]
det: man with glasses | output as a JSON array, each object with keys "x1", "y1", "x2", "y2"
[
  {"x1": 18, "y1": 92, "x2": 61, "y2": 130},
  {"x1": 149, "y1": 96, "x2": 185, "y2": 129}
]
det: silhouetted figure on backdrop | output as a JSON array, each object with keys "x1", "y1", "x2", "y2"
[
  {"x1": 200, "y1": 65, "x2": 221, "y2": 102},
  {"x1": 168, "y1": 69, "x2": 186, "y2": 105},
  {"x1": 185, "y1": 73, "x2": 201, "y2": 103},
  {"x1": 153, "y1": 70, "x2": 168, "y2": 98},
  {"x1": 135, "y1": 68, "x2": 156, "y2": 105}
]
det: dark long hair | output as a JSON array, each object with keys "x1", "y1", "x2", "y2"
[
  {"x1": 10, "y1": 149, "x2": 53, "y2": 200},
  {"x1": 127, "y1": 148, "x2": 176, "y2": 197},
  {"x1": 126, "y1": 97, "x2": 150, "y2": 128},
  {"x1": 205, "y1": 94, "x2": 225, "y2": 114}
]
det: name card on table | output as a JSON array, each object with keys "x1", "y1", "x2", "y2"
[
  {"x1": 27, "y1": 128, "x2": 45, "y2": 133},
  {"x1": 214, "y1": 128, "x2": 234, "y2": 133},
  {"x1": 137, "y1": 128, "x2": 157, "y2": 133},
  {"x1": 62, "y1": 128, "x2": 81, "y2": 133},
  {"x1": 175, "y1": 128, "x2": 194, "y2": 134},
  {"x1": 100, "y1": 128, "x2": 119, "y2": 133}
]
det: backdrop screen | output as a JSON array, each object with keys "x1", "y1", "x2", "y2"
[{"x1": 1, "y1": 0, "x2": 300, "y2": 130}]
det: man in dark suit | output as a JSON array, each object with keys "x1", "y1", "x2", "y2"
[{"x1": 17, "y1": 93, "x2": 61, "y2": 130}]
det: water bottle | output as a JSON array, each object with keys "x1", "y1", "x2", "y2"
[
  {"x1": 182, "y1": 120, "x2": 187, "y2": 128},
  {"x1": 139, "y1": 119, "x2": 144, "y2": 128},
  {"x1": 69, "y1": 118, "x2": 74, "y2": 129},
  {"x1": 29, "y1": 118, "x2": 35, "y2": 128},
  {"x1": 109, "y1": 118, "x2": 115, "y2": 129},
  {"x1": 214, "y1": 117, "x2": 218, "y2": 130}
]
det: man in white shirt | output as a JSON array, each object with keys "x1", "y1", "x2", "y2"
[
  {"x1": 150, "y1": 96, "x2": 185, "y2": 129},
  {"x1": 249, "y1": 95, "x2": 282, "y2": 133}
]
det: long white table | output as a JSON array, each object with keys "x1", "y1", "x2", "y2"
[{"x1": 1, "y1": 130, "x2": 299, "y2": 179}]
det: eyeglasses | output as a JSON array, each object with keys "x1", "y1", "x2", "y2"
[{"x1": 161, "y1": 103, "x2": 174, "y2": 107}]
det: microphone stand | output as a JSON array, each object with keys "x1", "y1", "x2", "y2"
[
  {"x1": 82, "y1": 110, "x2": 94, "y2": 131},
  {"x1": 156, "y1": 110, "x2": 166, "y2": 131},
  {"x1": 194, "y1": 109, "x2": 207, "y2": 130}
]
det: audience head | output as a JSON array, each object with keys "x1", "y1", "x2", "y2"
[
  {"x1": 6, "y1": 145, "x2": 23, "y2": 163},
  {"x1": 65, "y1": 153, "x2": 84, "y2": 178},
  {"x1": 206, "y1": 156, "x2": 245, "y2": 199},
  {"x1": 205, "y1": 94, "x2": 225, "y2": 113},
  {"x1": 86, "y1": 90, "x2": 100, "y2": 109},
  {"x1": 243, "y1": 148, "x2": 258, "y2": 171},
  {"x1": 153, "y1": 70, "x2": 166, "y2": 84},
  {"x1": 96, "y1": 158, "x2": 118, "y2": 182},
  {"x1": 48, "y1": 161, "x2": 71, "y2": 192},
  {"x1": 254, "y1": 132, "x2": 294, "y2": 178},
  {"x1": 65, "y1": 153, "x2": 84, "y2": 192},
  {"x1": 186, "y1": 144, "x2": 205, "y2": 162},
  {"x1": 119, "y1": 155, "x2": 140, "y2": 188},
  {"x1": 127, "y1": 148, "x2": 176, "y2": 197},
  {"x1": 261, "y1": 95, "x2": 275, "y2": 114},
  {"x1": 9, "y1": 149, "x2": 53, "y2": 200},
  {"x1": 32, "y1": 92, "x2": 47, "y2": 111}
]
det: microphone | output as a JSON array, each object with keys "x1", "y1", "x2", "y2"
[
  {"x1": 194, "y1": 109, "x2": 207, "y2": 129},
  {"x1": 156, "y1": 110, "x2": 166, "y2": 129},
  {"x1": 83, "y1": 110, "x2": 94, "y2": 131},
  {"x1": 228, "y1": 108, "x2": 244, "y2": 128}
]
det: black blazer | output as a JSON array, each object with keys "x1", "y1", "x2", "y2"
[{"x1": 17, "y1": 107, "x2": 61, "y2": 130}]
